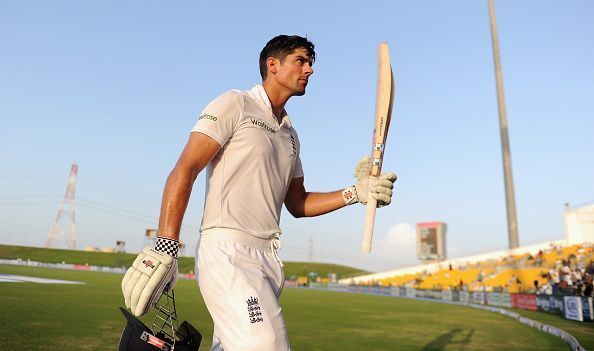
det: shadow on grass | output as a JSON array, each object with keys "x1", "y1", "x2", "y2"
[{"x1": 420, "y1": 328, "x2": 474, "y2": 351}]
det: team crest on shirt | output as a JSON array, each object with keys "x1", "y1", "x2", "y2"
[
  {"x1": 250, "y1": 118, "x2": 277, "y2": 134},
  {"x1": 246, "y1": 296, "x2": 263, "y2": 324}
]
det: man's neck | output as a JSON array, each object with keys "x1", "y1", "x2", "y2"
[{"x1": 262, "y1": 81, "x2": 290, "y2": 123}]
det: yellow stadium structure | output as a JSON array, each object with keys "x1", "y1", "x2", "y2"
[{"x1": 362, "y1": 242, "x2": 593, "y2": 294}]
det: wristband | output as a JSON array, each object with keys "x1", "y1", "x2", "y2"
[
  {"x1": 155, "y1": 236, "x2": 179, "y2": 258},
  {"x1": 342, "y1": 186, "x2": 358, "y2": 206}
]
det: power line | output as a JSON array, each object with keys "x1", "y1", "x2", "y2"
[
  {"x1": 0, "y1": 174, "x2": 64, "y2": 179},
  {"x1": 0, "y1": 183, "x2": 63, "y2": 187},
  {"x1": 79, "y1": 183, "x2": 160, "y2": 208},
  {"x1": 78, "y1": 176, "x2": 163, "y2": 203},
  {"x1": 77, "y1": 200, "x2": 198, "y2": 236},
  {"x1": 0, "y1": 200, "x2": 56, "y2": 206}
]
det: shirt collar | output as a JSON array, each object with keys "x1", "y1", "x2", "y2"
[{"x1": 252, "y1": 84, "x2": 292, "y2": 128}]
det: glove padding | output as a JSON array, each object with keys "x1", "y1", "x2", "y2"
[
  {"x1": 121, "y1": 247, "x2": 178, "y2": 316},
  {"x1": 353, "y1": 156, "x2": 397, "y2": 207}
]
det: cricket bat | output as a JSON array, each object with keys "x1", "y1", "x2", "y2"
[{"x1": 361, "y1": 42, "x2": 395, "y2": 253}]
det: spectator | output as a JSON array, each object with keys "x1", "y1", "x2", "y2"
[
  {"x1": 583, "y1": 273, "x2": 593, "y2": 297},
  {"x1": 536, "y1": 250, "x2": 544, "y2": 266},
  {"x1": 537, "y1": 282, "x2": 553, "y2": 295}
]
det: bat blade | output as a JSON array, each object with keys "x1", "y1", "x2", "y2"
[{"x1": 361, "y1": 42, "x2": 395, "y2": 254}]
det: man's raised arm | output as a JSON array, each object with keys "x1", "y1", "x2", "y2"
[{"x1": 284, "y1": 156, "x2": 397, "y2": 218}]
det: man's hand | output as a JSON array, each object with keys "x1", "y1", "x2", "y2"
[
  {"x1": 342, "y1": 156, "x2": 397, "y2": 207},
  {"x1": 121, "y1": 237, "x2": 179, "y2": 316}
]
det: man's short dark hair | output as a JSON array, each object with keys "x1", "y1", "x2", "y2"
[{"x1": 259, "y1": 35, "x2": 316, "y2": 80}]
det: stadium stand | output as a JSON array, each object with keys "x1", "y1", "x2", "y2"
[{"x1": 353, "y1": 242, "x2": 594, "y2": 297}]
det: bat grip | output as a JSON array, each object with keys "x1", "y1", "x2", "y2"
[{"x1": 361, "y1": 191, "x2": 378, "y2": 253}]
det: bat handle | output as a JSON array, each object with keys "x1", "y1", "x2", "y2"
[{"x1": 361, "y1": 196, "x2": 378, "y2": 253}]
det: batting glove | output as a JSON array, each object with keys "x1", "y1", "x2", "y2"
[
  {"x1": 121, "y1": 237, "x2": 179, "y2": 316},
  {"x1": 342, "y1": 156, "x2": 397, "y2": 207}
]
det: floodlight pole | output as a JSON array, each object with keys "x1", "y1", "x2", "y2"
[{"x1": 488, "y1": 0, "x2": 519, "y2": 249}]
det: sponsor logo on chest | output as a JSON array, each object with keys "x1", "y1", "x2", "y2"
[{"x1": 250, "y1": 118, "x2": 276, "y2": 134}]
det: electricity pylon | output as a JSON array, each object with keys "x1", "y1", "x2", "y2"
[{"x1": 45, "y1": 163, "x2": 78, "y2": 249}]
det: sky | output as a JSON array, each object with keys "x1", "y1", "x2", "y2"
[{"x1": 1, "y1": 1, "x2": 592, "y2": 272}]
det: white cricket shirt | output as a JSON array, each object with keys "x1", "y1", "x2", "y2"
[{"x1": 192, "y1": 84, "x2": 304, "y2": 239}]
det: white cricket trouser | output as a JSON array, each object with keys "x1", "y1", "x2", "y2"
[{"x1": 195, "y1": 228, "x2": 290, "y2": 351}]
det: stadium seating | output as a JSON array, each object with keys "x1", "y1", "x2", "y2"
[{"x1": 371, "y1": 242, "x2": 593, "y2": 295}]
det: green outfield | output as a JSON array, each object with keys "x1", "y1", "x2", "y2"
[
  {"x1": 2, "y1": 264, "x2": 592, "y2": 351},
  {"x1": 0, "y1": 244, "x2": 368, "y2": 278}
]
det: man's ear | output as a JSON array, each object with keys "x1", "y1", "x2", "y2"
[{"x1": 266, "y1": 57, "x2": 278, "y2": 75}]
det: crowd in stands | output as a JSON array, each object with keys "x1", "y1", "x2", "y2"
[
  {"x1": 373, "y1": 242, "x2": 594, "y2": 297},
  {"x1": 536, "y1": 245, "x2": 594, "y2": 297}
]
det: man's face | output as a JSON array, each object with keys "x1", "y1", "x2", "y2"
[{"x1": 274, "y1": 48, "x2": 314, "y2": 96}]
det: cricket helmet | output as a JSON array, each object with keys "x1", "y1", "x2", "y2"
[{"x1": 119, "y1": 290, "x2": 201, "y2": 351}]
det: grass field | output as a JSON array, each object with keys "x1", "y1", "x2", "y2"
[
  {"x1": 0, "y1": 244, "x2": 368, "y2": 278},
  {"x1": 2, "y1": 264, "x2": 592, "y2": 351}
]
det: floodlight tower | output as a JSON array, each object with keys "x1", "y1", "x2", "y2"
[
  {"x1": 488, "y1": 0, "x2": 519, "y2": 249},
  {"x1": 45, "y1": 163, "x2": 78, "y2": 249}
]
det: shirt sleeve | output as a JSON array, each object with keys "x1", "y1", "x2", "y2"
[
  {"x1": 293, "y1": 155, "x2": 304, "y2": 179},
  {"x1": 292, "y1": 130, "x2": 304, "y2": 179},
  {"x1": 192, "y1": 91, "x2": 244, "y2": 146}
]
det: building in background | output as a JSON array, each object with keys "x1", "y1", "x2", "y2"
[
  {"x1": 416, "y1": 221, "x2": 447, "y2": 263},
  {"x1": 565, "y1": 203, "x2": 594, "y2": 245},
  {"x1": 145, "y1": 228, "x2": 158, "y2": 247},
  {"x1": 115, "y1": 241, "x2": 126, "y2": 253}
]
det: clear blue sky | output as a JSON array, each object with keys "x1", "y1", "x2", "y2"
[{"x1": 1, "y1": 1, "x2": 592, "y2": 272}]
